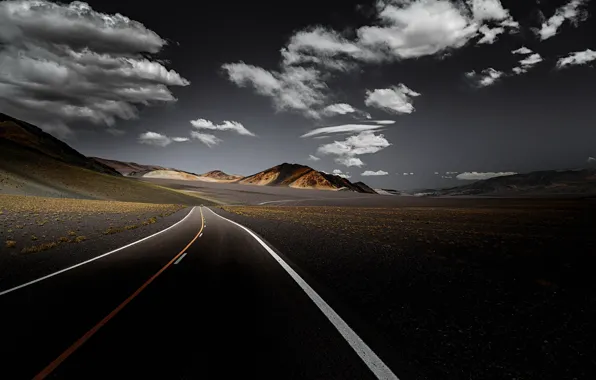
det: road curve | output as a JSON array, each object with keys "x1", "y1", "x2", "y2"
[{"x1": 0, "y1": 206, "x2": 398, "y2": 379}]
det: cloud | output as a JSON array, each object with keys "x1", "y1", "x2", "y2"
[
  {"x1": 139, "y1": 132, "x2": 172, "y2": 147},
  {"x1": 171, "y1": 137, "x2": 190, "y2": 142},
  {"x1": 536, "y1": 0, "x2": 589, "y2": 40},
  {"x1": 308, "y1": 154, "x2": 321, "y2": 161},
  {"x1": 465, "y1": 68, "x2": 504, "y2": 87},
  {"x1": 365, "y1": 84, "x2": 421, "y2": 114},
  {"x1": 456, "y1": 171, "x2": 517, "y2": 180},
  {"x1": 334, "y1": 157, "x2": 365, "y2": 167},
  {"x1": 190, "y1": 131, "x2": 222, "y2": 148},
  {"x1": 322, "y1": 103, "x2": 356, "y2": 115},
  {"x1": 332, "y1": 169, "x2": 351, "y2": 179},
  {"x1": 361, "y1": 170, "x2": 389, "y2": 176},
  {"x1": 512, "y1": 53, "x2": 543, "y2": 75},
  {"x1": 317, "y1": 131, "x2": 391, "y2": 167},
  {"x1": 557, "y1": 49, "x2": 596, "y2": 68},
  {"x1": 301, "y1": 123, "x2": 386, "y2": 138},
  {"x1": 372, "y1": 120, "x2": 396, "y2": 125},
  {"x1": 588, "y1": 156, "x2": 596, "y2": 163},
  {"x1": 512, "y1": 46, "x2": 533, "y2": 55},
  {"x1": 0, "y1": 0, "x2": 189, "y2": 137},
  {"x1": 477, "y1": 25, "x2": 505, "y2": 45},
  {"x1": 222, "y1": 63, "x2": 326, "y2": 118},
  {"x1": 106, "y1": 128, "x2": 125, "y2": 136},
  {"x1": 190, "y1": 118, "x2": 255, "y2": 136}
]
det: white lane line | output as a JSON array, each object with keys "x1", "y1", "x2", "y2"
[
  {"x1": 204, "y1": 207, "x2": 398, "y2": 380},
  {"x1": 0, "y1": 207, "x2": 197, "y2": 297},
  {"x1": 174, "y1": 252, "x2": 188, "y2": 265}
]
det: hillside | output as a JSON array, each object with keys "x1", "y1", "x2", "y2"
[
  {"x1": 0, "y1": 115, "x2": 207, "y2": 205},
  {"x1": 239, "y1": 163, "x2": 377, "y2": 193},
  {"x1": 432, "y1": 169, "x2": 596, "y2": 196},
  {"x1": 0, "y1": 113, "x2": 119, "y2": 176},
  {"x1": 92, "y1": 157, "x2": 167, "y2": 176}
]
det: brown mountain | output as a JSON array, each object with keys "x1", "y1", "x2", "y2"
[
  {"x1": 239, "y1": 163, "x2": 377, "y2": 193},
  {"x1": 198, "y1": 170, "x2": 243, "y2": 182}
]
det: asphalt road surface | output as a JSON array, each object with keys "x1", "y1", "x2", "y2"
[{"x1": 0, "y1": 207, "x2": 397, "y2": 380}]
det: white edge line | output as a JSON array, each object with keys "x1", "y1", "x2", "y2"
[
  {"x1": 0, "y1": 206, "x2": 197, "y2": 297},
  {"x1": 204, "y1": 207, "x2": 398, "y2": 380},
  {"x1": 174, "y1": 252, "x2": 188, "y2": 265}
]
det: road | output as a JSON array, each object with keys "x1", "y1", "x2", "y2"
[{"x1": 0, "y1": 207, "x2": 397, "y2": 380}]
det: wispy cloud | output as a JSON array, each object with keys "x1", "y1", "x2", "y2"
[
  {"x1": 372, "y1": 120, "x2": 396, "y2": 125},
  {"x1": 588, "y1": 157, "x2": 596, "y2": 163},
  {"x1": 0, "y1": 0, "x2": 188, "y2": 137},
  {"x1": 512, "y1": 53, "x2": 543, "y2": 75},
  {"x1": 322, "y1": 103, "x2": 356, "y2": 115},
  {"x1": 308, "y1": 154, "x2": 321, "y2": 161},
  {"x1": 190, "y1": 118, "x2": 255, "y2": 136},
  {"x1": 361, "y1": 170, "x2": 389, "y2": 176},
  {"x1": 365, "y1": 84, "x2": 421, "y2": 114},
  {"x1": 512, "y1": 46, "x2": 533, "y2": 55},
  {"x1": 456, "y1": 171, "x2": 517, "y2": 180},
  {"x1": 465, "y1": 68, "x2": 504, "y2": 87},
  {"x1": 301, "y1": 123, "x2": 386, "y2": 138},
  {"x1": 557, "y1": 49, "x2": 596, "y2": 68},
  {"x1": 335, "y1": 157, "x2": 365, "y2": 167},
  {"x1": 536, "y1": 0, "x2": 589, "y2": 40},
  {"x1": 138, "y1": 132, "x2": 190, "y2": 147},
  {"x1": 190, "y1": 132, "x2": 222, "y2": 148}
]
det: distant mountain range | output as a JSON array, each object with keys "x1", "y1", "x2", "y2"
[{"x1": 423, "y1": 169, "x2": 596, "y2": 196}]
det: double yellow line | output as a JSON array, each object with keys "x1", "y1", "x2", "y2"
[{"x1": 33, "y1": 207, "x2": 205, "y2": 379}]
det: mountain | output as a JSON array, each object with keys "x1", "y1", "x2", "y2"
[
  {"x1": 92, "y1": 157, "x2": 167, "y2": 176},
  {"x1": 239, "y1": 163, "x2": 377, "y2": 193},
  {"x1": 0, "y1": 113, "x2": 204, "y2": 204},
  {"x1": 197, "y1": 170, "x2": 243, "y2": 182},
  {"x1": 0, "y1": 112, "x2": 119, "y2": 176},
  {"x1": 430, "y1": 169, "x2": 596, "y2": 196}
]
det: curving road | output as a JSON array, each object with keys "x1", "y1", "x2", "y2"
[{"x1": 0, "y1": 207, "x2": 398, "y2": 380}]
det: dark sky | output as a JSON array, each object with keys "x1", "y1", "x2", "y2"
[{"x1": 1, "y1": 0, "x2": 595, "y2": 190}]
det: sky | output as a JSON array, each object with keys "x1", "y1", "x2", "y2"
[{"x1": 0, "y1": 0, "x2": 595, "y2": 190}]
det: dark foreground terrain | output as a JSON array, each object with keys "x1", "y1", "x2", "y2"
[{"x1": 213, "y1": 199, "x2": 596, "y2": 379}]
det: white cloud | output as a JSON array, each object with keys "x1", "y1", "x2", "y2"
[
  {"x1": 0, "y1": 0, "x2": 189, "y2": 136},
  {"x1": 308, "y1": 154, "x2": 321, "y2": 161},
  {"x1": 335, "y1": 157, "x2": 365, "y2": 167},
  {"x1": 512, "y1": 46, "x2": 533, "y2": 55},
  {"x1": 536, "y1": 0, "x2": 589, "y2": 40},
  {"x1": 557, "y1": 49, "x2": 596, "y2": 68},
  {"x1": 222, "y1": 63, "x2": 326, "y2": 118},
  {"x1": 171, "y1": 137, "x2": 190, "y2": 142},
  {"x1": 361, "y1": 170, "x2": 389, "y2": 176},
  {"x1": 477, "y1": 25, "x2": 505, "y2": 45},
  {"x1": 139, "y1": 132, "x2": 172, "y2": 147},
  {"x1": 322, "y1": 103, "x2": 356, "y2": 115},
  {"x1": 332, "y1": 169, "x2": 352, "y2": 179},
  {"x1": 402, "y1": 173, "x2": 409, "y2": 176},
  {"x1": 434, "y1": 171, "x2": 439, "y2": 175},
  {"x1": 588, "y1": 157, "x2": 596, "y2": 163},
  {"x1": 466, "y1": 68, "x2": 504, "y2": 87},
  {"x1": 456, "y1": 171, "x2": 517, "y2": 180},
  {"x1": 318, "y1": 131, "x2": 391, "y2": 168},
  {"x1": 365, "y1": 84, "x2": 421, "y2": 114},
  {"x1": 512, "y1": 53, "x2": 544, "y2": 75},
  {"x1": 190, "y1": 131, "x2": 222, "y2": 148},
  {"x1": 373, "y1": 120, "x2": 396, "y2": 125},
  {"x1": 301, "y1": 123, "x2": 386, "y2": 138},
  {"x1": 190, "y1": 118, "x2": 255, "y2": 136}
]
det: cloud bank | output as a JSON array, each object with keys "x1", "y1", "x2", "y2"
[{"x1": 456, "y1": 171, "x2": 517, "y2": 180}]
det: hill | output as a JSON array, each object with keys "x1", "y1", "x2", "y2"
[
  {"x1": 431, "y1": 169, "x2": 596, "y2": 196},
  {"x1": 0, "y1": 114, "x2": 207, "y2": 205},
  {"x1": 239, "y1": 163, "x2": 377, "y2": 193},
  {"x1": 91, "y1": 157, "x2": 167, "y2": 176},
  {"x1": 197, "y1": 170, "x2": 244, "y2": 182}
]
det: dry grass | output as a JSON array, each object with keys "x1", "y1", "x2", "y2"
[
  {"x1": 5, "y1": 240, "x2": 16, "y2": 248},
  {"x1": 21, "y1": 242, "x2": 57, "y2": 254}
]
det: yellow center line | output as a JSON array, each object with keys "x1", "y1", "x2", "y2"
[{"x1": 32, "y1": 207, "x2": 205, "y2": 380}]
